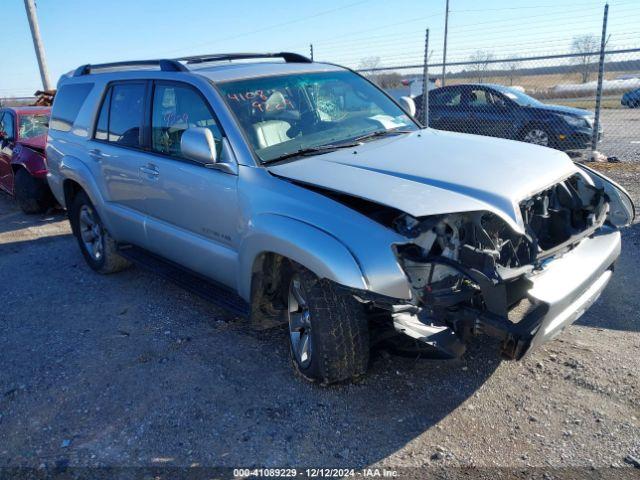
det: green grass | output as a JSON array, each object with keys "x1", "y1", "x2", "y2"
[{"x1": 541, "y1": 97, "x2": 623, "y2": 110}]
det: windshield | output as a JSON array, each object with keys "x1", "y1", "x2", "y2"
[
  {"x1": 495, "y1": 87, "x2": 542, "y2": 107},
  {"x1": 19, "y1": 114, "x2": 49, "y2": 140},
  {"x1": 217, "y1": 70, "x2": 418, "y2": 163}
]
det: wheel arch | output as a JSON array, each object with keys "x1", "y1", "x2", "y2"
[
  {"x1": 238, "y1": 214, "x2": 368, "y2": 302},
  {"x1": 57, "y1": 155, "x2": 115, "y2": 233},
  {"x1": 10, "y1": 146, "x2": 47, "y2": 178}
]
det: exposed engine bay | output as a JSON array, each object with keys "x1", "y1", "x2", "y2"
[
  {"x1": 391, "y1": 172, "x2": 610, "y2": 358},
  {"x1": 284, "y1": 167, "x2": 623, "y2": 360}
]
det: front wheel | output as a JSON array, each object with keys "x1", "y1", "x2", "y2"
[
  {"x1": 522, "y1": 126, "x2": 551, "y2": 147},
  {"x1": 70, "y1": 191, "x2": 130, "y2": 274},
  {"x1": 286, "y1": 266, "x2": 369, "y2": 384}
]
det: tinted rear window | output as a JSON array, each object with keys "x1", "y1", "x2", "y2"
[{"x1": 50, "y1": 83, "x2": 94, "y2": 132}]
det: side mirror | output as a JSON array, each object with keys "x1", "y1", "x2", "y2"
[
  {"x1": 181, "y1": 127, "x2": 217, "y2": 166},
  {"x1": 399, "y1": 96, "x2": 416, "y2": 117}
]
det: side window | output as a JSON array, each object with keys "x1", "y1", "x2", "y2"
[
  {"x1": 50, "y1": 83, "x2": 93, "y2": 132},
  {"x1": 429, "y1": 89, "x2": 461, "y2": 107},
  {"x1": 487, "y1": 91, "x2": 507, "y2": 108},
  {"x1": 467, "y1": 89, "x2": 489, "y2": 107},
  {"x1": 95, "y1": 89, "x2": 112, "y2": 141},
  {"x1": 151, "y1": 83, "x2": 222, "y2": 158},
  {"x1": 0, "y1": 113, "x2": 11, "y2": 139},
  {"x1": 1, "y1": 113, "x2": 15, "y2": 139},
  {"x1": 107, "y1": 83, "x2": 145, "y2": 147}
]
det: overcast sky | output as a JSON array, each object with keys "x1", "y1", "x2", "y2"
[{"x1": 2, "y1": 0, "x2": 638, "y2": 96}]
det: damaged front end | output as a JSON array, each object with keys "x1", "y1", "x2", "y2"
[{"x1": 392, "y1": 173, "x2": 620, "y2": 360}]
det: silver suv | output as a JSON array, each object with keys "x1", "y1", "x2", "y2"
[{"x1": 47, "y1": 53, "x2": 635, "y2": 384}]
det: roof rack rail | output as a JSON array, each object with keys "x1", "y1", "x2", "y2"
[
  {"x1": 178, "y1": 52, "x2": 312, "y2": 65},
  {"x1": 73, "y1": 59, "x2": 187, "y2": 77}
]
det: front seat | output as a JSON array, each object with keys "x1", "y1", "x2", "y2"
[
  {"x1": 253, "y1": 120, "x2": 291, "y2": 149},
  {"x1": 253, "y1": 92, "x2": 291, "y2": 149}
]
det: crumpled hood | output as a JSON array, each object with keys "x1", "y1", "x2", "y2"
[
  {"x1": 17, "y1": 134, "x2": 46, "y2": 152},
  {"x1": 269, "y1": 129, "x2": 581, "y2": 233}
]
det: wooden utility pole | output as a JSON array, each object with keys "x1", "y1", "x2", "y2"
[{"x1": 24, "y1": 0, "x2": 52, "y2": 91}]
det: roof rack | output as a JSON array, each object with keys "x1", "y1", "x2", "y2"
[
  {"x1": 73, "y1": 59, "x2": 187, "y2": 77},
  {"x1": 71, "y1": 52, "x2": 312, "y2": 77},
  {"x1": 178, "y1": 52, "x2": 312, "y2": 65}
]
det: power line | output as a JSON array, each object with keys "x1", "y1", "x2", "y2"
[{"x1": 161, "y1": 0, "x2": 375, "y2": 56}]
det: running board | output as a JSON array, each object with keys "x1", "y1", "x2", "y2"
[{"x1": 117, "y1": 245, "x2": 250, "y2": 317}]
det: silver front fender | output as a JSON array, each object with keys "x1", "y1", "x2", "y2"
[{"x1": 237, "y1": 213, "x2": 368, "y2": 301}]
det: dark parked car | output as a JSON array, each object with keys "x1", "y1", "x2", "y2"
[
  {"x1": 0, "y1": 106, "x2": 54, "y2": 213},
  {"x1": 415, "y1": 84, "x2": 601, "y2": 151},
  {"x1": 621, "y1": 87, "x2": 640, "y2": 108}
]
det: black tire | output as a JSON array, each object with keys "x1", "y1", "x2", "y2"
[
  {"x1": 286, "y1": 265, "x2": 369, "y2": 384},
  {"x1": 69, "y1": 191, "x2": 130, "y2": 274},
  {"x1": 14, "y1": 168, "x2": 55, "y2": 214}
]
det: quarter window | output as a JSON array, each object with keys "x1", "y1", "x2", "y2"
[
  {"x1": 151, "y1": 83, "x2": 222, "y2": 158},
  {"x1": 50, "y1": 83, "x2": 93, "y2": 132}
]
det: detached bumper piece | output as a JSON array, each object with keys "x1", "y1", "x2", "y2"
[{"x1": 460, "y1": 229, "x2": 620, "y2": 359}]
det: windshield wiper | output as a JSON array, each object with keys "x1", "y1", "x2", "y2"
[
  {"x1": 355, "y1": 128, "x2": 414, "y2": 143},
  {"x1": 262, "y1": 141, "x2": 360, "y2": 165}
]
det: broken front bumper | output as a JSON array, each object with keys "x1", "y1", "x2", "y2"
[
  {"x1": 479, "y1": 228, "x2": 620, "y2": 359},
  {"x1": 394, "y1": 228, "x2": 621, "y2": 359}
]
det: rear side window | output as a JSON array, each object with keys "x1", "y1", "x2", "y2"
[
  {"x1": 94, "y1": 83, "x2": 145, "y2": 148},
  {"x1": 50, "y1": 83, "x2": 93, "y2": 132}
]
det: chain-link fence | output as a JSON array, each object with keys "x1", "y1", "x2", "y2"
[
  {"x1": 341, "y1": 3, "x2": 640, "y2": 163},
  {"x1": 358, "y1": 47, "x2": 640, "y2": 162}
]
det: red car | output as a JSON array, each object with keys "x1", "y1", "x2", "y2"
[{"x1": 0, "y1": 106, "x2": 55, "y2": 213}]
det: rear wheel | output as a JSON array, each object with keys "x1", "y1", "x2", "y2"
[
  {"x1": 14, "y1": 168, "x2": 54, "y2": 214},
  {"x1": 286, "y1": 266, "x2": 369, "y2": 384},
  {"x1": 70, "y1": 191, "x2": 130, "y2": 274}
]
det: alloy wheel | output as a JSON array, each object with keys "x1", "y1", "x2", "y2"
[
  {"x1": 288, "y1": 274, "x2": 313, "y2": 369},
  {"x1": 78, "y1": 205, "x2": 103, "y2": 261},
  {"x1": 523, "y1": 128, "x2": 550, "y2": 146}
]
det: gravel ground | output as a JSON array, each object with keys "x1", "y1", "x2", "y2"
[
  {"x1": 598, "y1": 109, "x2": 640, "y2": 163},
  {"x1": 0, "y1": 163, "x2": 639, "y2": 478}
]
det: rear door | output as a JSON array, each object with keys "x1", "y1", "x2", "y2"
[
  {"x1": 90, "y1": 81, "x2": 149, "y2": 246},
  {"x1": 131, "y1": 81, "x2": 240, "y2": 288},
  {"x1": 0, "y1": 111, "x2": 16, "y2": 193}
]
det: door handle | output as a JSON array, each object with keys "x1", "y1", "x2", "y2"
[{"x1": 139, "y1": 164, "x2": 159, "y2": 179}]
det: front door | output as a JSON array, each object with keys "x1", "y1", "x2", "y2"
[{"x1": 135, "y1": 81, "x2": 240, "y2": 288}]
